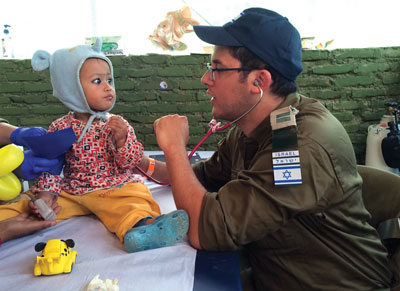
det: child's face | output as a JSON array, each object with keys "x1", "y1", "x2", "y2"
[{"x1": 79, "y1": 58, "x2": 115, "y2": 112}]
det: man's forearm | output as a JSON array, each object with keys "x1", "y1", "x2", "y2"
[{"x1": 163, "y1": 146, "x2": 206, "y2": 250}]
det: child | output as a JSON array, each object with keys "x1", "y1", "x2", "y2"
[{"x1": 0, "y1": 38, "x2": 188, "y2": 253}]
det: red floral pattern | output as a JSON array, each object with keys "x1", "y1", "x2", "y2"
[{"x1": 32, "y1": 112, "x2": 144, "y2": 195}]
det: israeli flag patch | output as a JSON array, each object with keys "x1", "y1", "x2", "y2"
[{"x1": 273, "y1": 150, "x2": 302, "y2": 185}]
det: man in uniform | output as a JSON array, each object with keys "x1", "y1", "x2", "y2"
[{"x1": 140, "y1": 8, "x2": 392, "y2": 290}]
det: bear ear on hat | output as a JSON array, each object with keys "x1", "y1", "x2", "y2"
[
  {"x1": 31, "y1": 50, "x2": 51, "y2": 71},
  {"x1": 92, "y1": 37, "x2": 103, "y2": 53}
]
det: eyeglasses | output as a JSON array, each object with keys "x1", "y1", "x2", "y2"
[{"x1": 206, "y1": 63, "x2": 255, "y2": 81}]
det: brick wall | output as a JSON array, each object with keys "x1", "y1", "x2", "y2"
[{"x1": 1, "y1": 47, "x2": 400, "y2": 164}]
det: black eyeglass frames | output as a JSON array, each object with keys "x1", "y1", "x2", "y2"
[{"x1": 206, "y1": 63, "x2": 256, "y2": 81}]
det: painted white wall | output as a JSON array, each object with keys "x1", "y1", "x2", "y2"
[{"x1": 1, "y1": 0, "x2": 399, "y2": 59}]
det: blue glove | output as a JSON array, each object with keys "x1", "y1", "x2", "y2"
[
  {"x1": 10, "y1": 127, "x2": 47, "y2": 148},
  {"x1": 20, "y1": 150, "x2": 65, "y2": 180}
]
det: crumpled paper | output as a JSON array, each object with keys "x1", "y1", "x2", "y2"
[
  {"x1": 86, "y1": 274, "x2": 119, "y2": 291},
  {"x1": 149, "y1": 5, "x2": 200, "y2": 51}
]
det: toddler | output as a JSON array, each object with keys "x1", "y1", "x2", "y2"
[{"x1": 0, "y1": 38, "x2": 188, "y2": 253}]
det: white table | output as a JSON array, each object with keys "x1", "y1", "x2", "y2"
[{"x1": 0, "y1": 151, "x2": 241, "y2": 291}]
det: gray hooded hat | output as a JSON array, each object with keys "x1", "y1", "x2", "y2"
[{"x1": 31, "y1": 38, "x2": 115, "y2": 142}]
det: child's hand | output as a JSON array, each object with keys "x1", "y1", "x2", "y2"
[
  {"x1": 108, "y1": 116, "x2": 127, "y2": 149},
  {"x1": 29, "y1": 192, "x2": 61, "y2": 218}
]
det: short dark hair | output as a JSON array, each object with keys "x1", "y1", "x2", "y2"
[{"x1": 227, "y1": 46, "x2": 298, "y2": 97}]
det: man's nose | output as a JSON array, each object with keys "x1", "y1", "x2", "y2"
[{"x1": 201, "y1": 71, "x2": 211, "y2": 85}]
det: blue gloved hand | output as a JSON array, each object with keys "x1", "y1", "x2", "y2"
[
  {"x1": 19, "y1": 150, "x2": 65, "y2": 180},
  {"x1": 10, "y1": 127, "x2": 47, "y2": 148}
]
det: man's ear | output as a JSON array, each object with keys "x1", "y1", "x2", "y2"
[{"x1": 251, "y1": 69, "x2": 272, "y2": 93}]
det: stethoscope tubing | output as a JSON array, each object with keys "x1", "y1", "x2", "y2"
[
  {"x1": 139, "y1": 87, "x2": 263, "y2": 186},
  {"x1": 135, "y1": 120, "x2": 232, "y2": 186}
]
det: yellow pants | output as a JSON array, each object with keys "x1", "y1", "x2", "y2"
[{"x1": 0, "y1": 182, "x2": 161, "y2": 243}]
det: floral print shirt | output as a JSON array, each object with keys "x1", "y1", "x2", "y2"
[{"x1": 33, "y1": 112, "x2": 144, "y2": 195}]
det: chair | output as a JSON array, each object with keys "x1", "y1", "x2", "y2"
[{"x1": 358, "y1": 165, "x2": 400, "y2": 289}]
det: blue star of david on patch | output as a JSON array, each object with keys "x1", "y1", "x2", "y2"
[
  {"x1": 273, "y1": 163, "x2": 302, "y2": 185},
  {"x1": 282, "y1": 170, "x2": 292, "y2": 180}
]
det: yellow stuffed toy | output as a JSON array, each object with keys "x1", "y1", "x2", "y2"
[
  {"x1": 0, "y1": 144, "x2": 24, "y2": 201},
  {"x1": 149, "y1": 5, "x2": 200, "y2": 51}
]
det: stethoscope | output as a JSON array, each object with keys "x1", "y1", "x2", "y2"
[{"x1": 136, "y1": 85, "x2": 264, "y2": 185}]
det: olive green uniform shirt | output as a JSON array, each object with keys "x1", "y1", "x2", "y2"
[{"x1": 193, "y1": 94, "x2": 391, "y2": 290}]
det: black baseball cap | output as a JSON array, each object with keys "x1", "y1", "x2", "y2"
[{"x1": 193, "y1": 8, "x2": 302, "y2": 82}]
